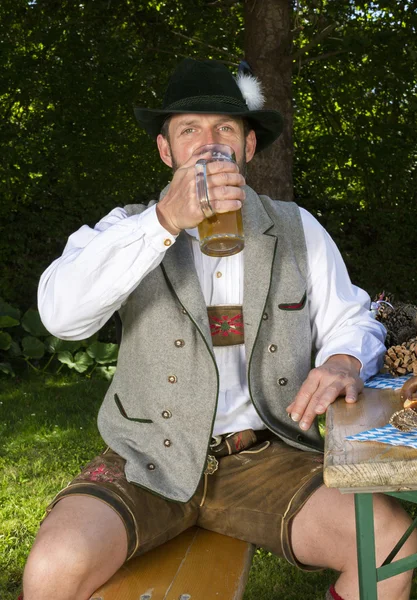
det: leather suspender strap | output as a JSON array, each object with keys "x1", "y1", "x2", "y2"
[{"x1": 207, "y1": 305, "x2": 244, "y2": 346}]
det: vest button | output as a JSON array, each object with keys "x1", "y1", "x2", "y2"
[
  {"x1": 297, "y1": 435, "x2": 304, "y2": 443},
  {"x1": 168, "y1": 375, "x2": 178, "y2": 383},
  {"x1": 268, "y1": 344, "x2": 277, "y2": 353},
  {"x1": 278, "y1": 377, "x2": 288, "y2": 386},
  {"x1": 181, "y1": 308, "x2": 187, "y2": 314},
  {"x1": 262, "y1": 312, "x2": 268, "y2": 320},
  {"x1": 174, "y1": 339, "x2": 185, "y2": 348},
  {"x1": 162, "y1": 410, "x2": 172, "y2": 419},
  {"x1": 164, "y1": 439, "x2": 172, "y2": 447},
  {"x1": 147, "y1": 463, "x2": 156, "y2": 470}
]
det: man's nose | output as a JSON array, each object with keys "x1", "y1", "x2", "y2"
[{"x1": 203, "y1": 130, "x2": 221, "y2": 145}]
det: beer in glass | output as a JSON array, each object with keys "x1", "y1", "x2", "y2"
[{"x1": 194, "y1": 144, "x2": 244, "y2": 257}]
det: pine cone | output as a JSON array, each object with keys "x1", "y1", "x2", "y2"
[
  {"x1": 376, "y1": 302, "x2": 417, "y2": 347},
  {"x1": 384, "y1": 337, "x2": 417, "y2": 377}
]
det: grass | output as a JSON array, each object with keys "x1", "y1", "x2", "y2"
[
  {"x1": 0, "y1": 373, "x2": 108, "y2": 599},
  {"x1": 1, "y1": 374, "x2": 416, "y2": 600}
]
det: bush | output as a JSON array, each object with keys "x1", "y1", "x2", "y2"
[{"x1": 0, "y1": 298, "x2": 118, "y2": 380}]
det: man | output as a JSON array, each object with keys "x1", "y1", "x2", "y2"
[{"x1": 23, "y1": 58, "x2": 416, "y2": 600}]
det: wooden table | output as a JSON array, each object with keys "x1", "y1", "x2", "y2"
[{"x1": 324, "y1": 387, "x2": 417, "y2": 599}]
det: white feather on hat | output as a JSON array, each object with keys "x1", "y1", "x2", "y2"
[{"x1": 235, "y1": 72, "x2": 265, "y2": 111}]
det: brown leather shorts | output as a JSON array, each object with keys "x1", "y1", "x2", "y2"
[{"x1": 45, "y1": 436, "x2": 324, "y2": 570}]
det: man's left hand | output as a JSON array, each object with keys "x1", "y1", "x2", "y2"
[{"x1": 286, "y1": 354, "x2": 363, "y2": 431}]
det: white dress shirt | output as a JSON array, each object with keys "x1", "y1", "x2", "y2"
[{"x1": 38, "y1": 204, "x2": 386, "y2": 435}]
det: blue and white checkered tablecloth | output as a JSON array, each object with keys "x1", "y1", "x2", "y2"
[
  {"x1": 347, "y1": 424, "x2": 417, "y2": 449},
  {"x1": 364, "y1": 372, "x2": 413, "y2": 390},
  {"x1": 346, "y1": 373, "x2": 415, "y2": 448}
]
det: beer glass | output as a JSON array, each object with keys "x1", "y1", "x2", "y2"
[{"x1": 194, "y1": 144, "x2": 244, "y2": 257}]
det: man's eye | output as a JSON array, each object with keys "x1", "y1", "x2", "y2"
[
  {"x1": 220, "y1": 126, "x2": 232, "y2": 131},
  {"x1": 182, "y1": 128, "x2": 195, "y2": 134}
]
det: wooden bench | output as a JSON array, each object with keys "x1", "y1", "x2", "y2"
[{"x1": 89, "y1": 527, "x2": 255, "y2": 600}]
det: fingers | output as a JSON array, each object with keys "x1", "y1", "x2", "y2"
[
  {"x1": 345, "y1": 381, "x2": 363, "y2": 403},
  {"x1": 205, "y1": 162, "x2": 245, "y2": 213},
  {"x1": 208, "y1": 169, "x2": 245, "y2": 189},
  {"x1": 158, "y1": 158, "x2": 245, "y2": 232},
  {"x1": 286, "y1": 366, "x2": 363, "y2": 431},
  {"x1": 208, "y1": 189, "x2": 245, "y2": 214}
]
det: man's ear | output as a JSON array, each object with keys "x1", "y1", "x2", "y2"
[
  {"x1": 245, "y1": 129, "x2": 257, "y2": 163},
  {"x1": 157, "y1": 134, "x2": 173, "y2": 168}
]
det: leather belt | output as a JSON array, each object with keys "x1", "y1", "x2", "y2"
[
  {"x1": 207, "y1": 305, "x2": 244, "y2": 346},
  {"x1": 211, "y1": 429, "x2": 271, "y2": 458}
]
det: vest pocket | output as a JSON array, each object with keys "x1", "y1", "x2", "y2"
[
  {"x1": 278, "y1": 291, "x2": 307, "y2": 311},
  {"x1": 114, "y1": 393, "x2": 153, "y2": 423}
]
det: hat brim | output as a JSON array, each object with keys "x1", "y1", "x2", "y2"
[{"x1": 134, "y1": 106, "x2": 283, "y2": 154}]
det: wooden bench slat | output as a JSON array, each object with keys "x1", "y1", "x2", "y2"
[
  {"x1": 165, "y1": 528, "x2": 254, "y2": 600},
  {"x1": 90, "y1": 527, "x2": 254, "y2": 600}
]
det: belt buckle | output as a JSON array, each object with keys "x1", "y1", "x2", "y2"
[{"x1": 204, "y1": 454, "x2": 219, "y2": 475}]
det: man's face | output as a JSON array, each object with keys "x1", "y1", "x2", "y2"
[{"x1": 157, "y1": 114, "x2": 256, "y2": 175}]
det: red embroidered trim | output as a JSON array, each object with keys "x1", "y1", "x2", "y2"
[
  {"x1": 234, "y1": 432, "x2": 245, "y2": 452},
  {"x1": 209, "y1": 313, "x2": 244, "y2": 337},
  {"x1": 278, "y1": 291, "x2": 307, "y2": 311},
  {"x1": 79, "y1": 462, "x2": 123, "y2": 484}
]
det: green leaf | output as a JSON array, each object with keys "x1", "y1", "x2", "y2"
[
  {"x1": 87, "y1": 341, "x2": 119, "y2": 364},
  {"x1": 0, "y1": 362, "x2": 15, "y2": 376},
  {"x1": 22, "y1": 336, "x2": 45, "y2": 360},
  {"x1": 45, "y1": 336, "x2": 82, "y2": 354},
  {"x1": 80, "y1": 332, "x2": 99, "y2": 347},
  {"x1": 9, "y1": 340, "x2": 22, "y2": 357},
  {"x1": 0, "y1": 298, "x2": 21, "y2": 325},
  {"x1": 21, "y1": 309, "x2": 49, "y2": 337},
  {"x1": 0, "y1": 332, "x2": 12, "y2": 351},
  {"x1": 96, "y1": 366, "x2": 117, "y2": 380},
  {"x1": 57, "y1": 351, "x2": 76, "y2": 368},
  {"x1": 0, "y1": 315, "x2": 20, "y2": 328},
  {"x1": 73, "y1": 351, "x2": 94, "y2": 373}
]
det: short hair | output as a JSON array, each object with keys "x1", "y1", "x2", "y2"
[{"x1": 160, "y1": 116, "x2": 172, "y2": 140}]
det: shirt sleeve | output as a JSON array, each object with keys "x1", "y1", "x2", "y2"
[
  {"x1": 38, "y1": 204, "x2": 177, "y2": 340},
  {"x1": 300, "y1": 208, "x2": 386, "y2": 382}
]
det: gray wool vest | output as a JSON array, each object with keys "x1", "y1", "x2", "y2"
[{"x1": 97, "y1": 186, "x2": 323, "y2": 503}]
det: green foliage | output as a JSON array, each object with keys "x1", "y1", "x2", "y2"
[
  {"x1": 291, "y1": 1, "x2": 417, "y2": 301},
  {"x1": 21, "y1": 308, "x2": 49, "y2": 337},
  {"x1": 0, "y1": 298, "x2": 118, "y2": 378},
  {"x1": 55, "y1": 350, "x2": 94, "y2": 373},
  {"x1": 0, "y1": 0, "x2": 243, "y2": 307},
  {"x1": 0, "y1": 0, "x2": 416, "y2": 309}
]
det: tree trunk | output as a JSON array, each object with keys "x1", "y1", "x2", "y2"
[{"x1": 244, "y1": 0, "x2": 293, "y2": 200}]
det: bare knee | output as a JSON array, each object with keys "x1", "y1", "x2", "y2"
[
  {"x1": 291, "y1": 487, "x2": 358, "y2": 571},
  {"x1": 23, "y1": 496, "x2": 128, "y2": 600},
  {"x1": 373, "y1": 494, "x2": 417, "y2": 559},
  {"x1": 23, "y1": 521, "x2": 96, "y2": 600}
]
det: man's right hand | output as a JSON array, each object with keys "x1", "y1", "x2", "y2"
[{"x1": 156, "y1": 156, "x2": 246, "y2": 236}]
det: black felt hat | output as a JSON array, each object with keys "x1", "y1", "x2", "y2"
[{"x1": 134, "y1": 58, "x2": 283, "y2": 153}]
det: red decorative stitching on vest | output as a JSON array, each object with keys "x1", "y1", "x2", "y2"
[{"x1": 278, "y1": 291, "x2": 307, "y2": 311}]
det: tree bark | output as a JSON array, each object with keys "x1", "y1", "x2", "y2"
[{"x1": 244, "y1": 0, "x2": 293, "y2": 200}]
